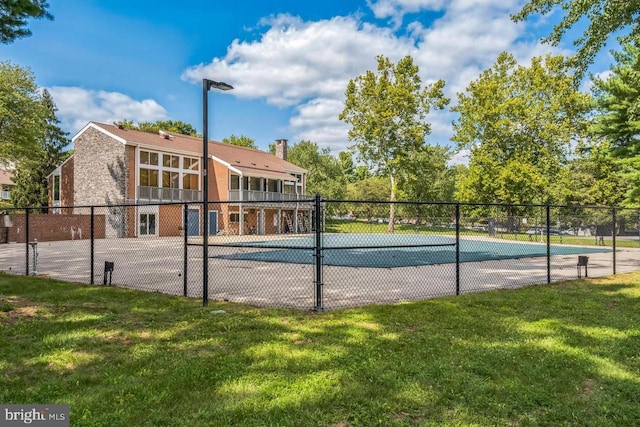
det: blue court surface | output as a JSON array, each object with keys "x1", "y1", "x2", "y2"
[{"x1": 213, "y1": 234, "x2": 611, "y2": 268}]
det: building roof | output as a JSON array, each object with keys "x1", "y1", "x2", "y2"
[
  {"x1": 79, "y1": 122, "x2": 306, "y2": 178},
  {"x1": 0, "y1": 169, "x2": 13, "y2": 186}
]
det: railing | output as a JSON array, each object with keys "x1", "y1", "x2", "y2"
[
  {"x1": 138, "y1": 186, "x2": 202, "y2": 202},
  {"x1": 228, "y1": 190, "x2": 305, "y2": 202},
  {"x1": 1, "y1": 190, "x2": 10, "y2": 200}
]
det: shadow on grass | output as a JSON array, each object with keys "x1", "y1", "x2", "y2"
[{"x1": 1, "y1": 273, "x2": 639, "y2": 426}]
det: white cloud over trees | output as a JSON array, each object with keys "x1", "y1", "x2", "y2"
[{"x1": 50, "y1": 0, "x2": 560, "y2": 153}]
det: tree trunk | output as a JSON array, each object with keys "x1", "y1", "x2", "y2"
[{"x1": 388, "y1": 173, "x2": 395, "y2": 233}]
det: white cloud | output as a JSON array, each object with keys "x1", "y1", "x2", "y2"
[
  {"x1": 181, "y1": 2, "x2": 564, "y2": 153},
  {"x1": 290, "y1": 98, "x2": 352, "y2": 152},
  {"x1": 368, "y1": 0, "x2": 447, "y2": 28},
  {"x1": 47, "y1": 87, "x2": 168, "y2": 134},
  {"x1": 182, "y1": 15, "x2": 417, "y2": 107}
]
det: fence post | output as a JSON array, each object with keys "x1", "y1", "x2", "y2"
[
  {"x1": 203, "y1": 200, "x2": 208, "y2": 307},
  {"x1": 25, "y1": 208, "x2": 29, "y2": 276},
  {"x1": 455, "y1": 203, "x2": 460, "y2": 295},
  {"x1": 612, "y1": 207, "x2": 617, "y2": 275},
  {"x1": 183, "y1": 203, "x2": 188, "y2": 296},
  {"x1": 546, "y1": 204, "x2": 551, "y2": 284},
  {"x1": 90, "y1": 206, "x2": 95, "y2": 285},
  {"x1": 314, "y1": 193, "x2": 323, "y2": 311}
]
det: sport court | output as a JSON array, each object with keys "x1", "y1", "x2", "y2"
[{"x1": 212, "y1": 233, "x2": 611, "y2": 268}]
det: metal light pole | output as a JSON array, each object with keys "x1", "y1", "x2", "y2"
[{"x1": 202, "y1": 78, "x2": 233, "y2": 306}]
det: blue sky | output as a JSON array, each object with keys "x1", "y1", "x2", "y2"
[{"x1": 0, "y1": 0, "x2": 612, "y2": 161}]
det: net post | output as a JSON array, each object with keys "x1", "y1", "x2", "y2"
[
  {"x1": 90, "y1": 206, "x2": 95, "y2": 285},
  {"x1": 546, "y1": 204, "x2": 551, "y2": 284},
  {"x1": 183, "y1": 202, "x2": 188, "y2": 296},
  {"x1": 455, "y1": 202, "x2": 460, "y2": 295},
  {"x1": 314, "y1": 193, "x2": 324, "y2": 311}
]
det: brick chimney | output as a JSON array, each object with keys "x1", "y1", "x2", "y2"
[{"x1": 275, "y1": 139, "x2": 288, "y2": 161}]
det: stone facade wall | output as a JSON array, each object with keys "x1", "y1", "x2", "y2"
[{"x1": 73, "y1": 127, "x2": 129, "y2": 207}]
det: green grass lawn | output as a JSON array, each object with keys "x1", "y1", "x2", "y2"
[{"x1": 1, "y1": 273, "x2": 640, "y2": 426}]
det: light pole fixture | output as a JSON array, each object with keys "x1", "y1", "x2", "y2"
[{"x1": 202, "y1": 78, "x2": 233, "y2": 307}]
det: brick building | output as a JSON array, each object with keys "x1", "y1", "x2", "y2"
[{"x1": 48, "y1": 122, "x2": 310, "y2": 238}]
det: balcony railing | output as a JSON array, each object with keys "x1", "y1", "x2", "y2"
[
  {"x1": 138, "y1": 186, "x2": 202, "y2": 202},
  {"x1": 228, "y1": 190, "x2": 306, "y2": 202},
  {"x1": 1, "y1": 190, "x2": 10, "y2": 200}
]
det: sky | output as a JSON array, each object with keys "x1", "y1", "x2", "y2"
[{"x1": 0, "y1": 0, "x2": 614, "y2": 163}]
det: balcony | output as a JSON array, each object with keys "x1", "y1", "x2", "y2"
[
  {"x1": 228, "y1": 190, "x2": 305, "y2": 202},
  {"x1": 138, "y1": 186, "x2": 202, "y2": 202}
]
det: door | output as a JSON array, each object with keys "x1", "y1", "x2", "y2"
[
  {"x1": 187, "y1": 209, "x2": 199, "y2": 236},
  {"x1": 208, "y1": 211, "x2": 218, "y2": 235}
]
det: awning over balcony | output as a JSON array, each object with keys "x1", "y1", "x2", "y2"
[{"x1": 234, "y1": 166, "x2": 298, "y2": 182}]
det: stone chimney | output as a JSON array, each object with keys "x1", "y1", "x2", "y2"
[{"x1": 275, "y1": 139, "x2": 288, "y2": 161}]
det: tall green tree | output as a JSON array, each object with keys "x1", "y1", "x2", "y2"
[
  {"x1": 512, "y1": 0, "x2": 640, "y2": 79},
  {"x1": 590, "y1": 37, "x2": 640, "y2": 154},
  {"x1": 591, "y1": 36, "x2": 640, "y2": 203},
  {"x1": 0, "y1": 61, "x2": 47, "y2": 162},
  {"x1": 452, "y1": 53, "x2": 592, "y2": 211},
  {"x1": 396, "y1": 145, "x2": 456, "y2": 221},
  {"x1": 11, "y1": 89, "x2": 70, "y2": 208},
  {"x1": 222, "y1": 134, "x2": 258, "y2": 149},
  {"x1": 339, "y1": 55, "x2": 448, "y2": 232},
  {"x1": 120, "y1": 119, "x2": 199, "y2": 136},
  {"x1": 553, "y1": 140, "x2": 627, "y2": 207},
  {"x1": 0, "y1": 0, "x2": 52, "y2": 43},
  {"x1": 287, "y1": 140, "x2": 346, "y2": 201},
  {"x1": 397, "y1": 145, "x2": 454, "y2": 202},
  {"x1": 338, "y1": 151, "x2": 355, "y2": 182},
  {"x1": 346, "y1": 176, "x2": 390, "y2": 221}
]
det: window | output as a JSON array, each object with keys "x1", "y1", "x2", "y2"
[
  {"x1": 163, "y1": 154, "x2": 179, "y2": 168},
  {"x1": 230, "y1": 174, "x2": 240, "y2": 190},
  {"x1": 183, "y1": 157, "x2": 199, "y2": 171},
  {"x1": 183, "y1": 173, "x2": 198, "y2": 190},
  {"x1": 138, "y1": 150, "x2": 202, "y2": 200},
  {"x1": 162, "y1": 171, "x2": 179, "y2": 188},
  {"x1": 267, "y1": 179, "x2": 277, "y2": 193},
  {"x1": 140, "y1": 168, "x2": 159, "y2": 187},
  {"x1": 140, "y1": 151, "x2": 158, "y2": 166},
  {"x1": 230, "y1": 213, "x2": 240, "y2": 223},
  {"x1": 249, "y1": 177, "x2": 261, "y2": 191},
  {"x1": 53, "y1": 175, "x2": 60, "y2": 201}
]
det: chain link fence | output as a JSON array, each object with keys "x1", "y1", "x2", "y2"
[{"x1": 1, "y1": 198, "x2": 638, "y2": 310}]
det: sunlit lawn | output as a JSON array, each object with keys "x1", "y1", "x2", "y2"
[{"x1": 1, "y1": 272, "x2": 639, "y2": 426}]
